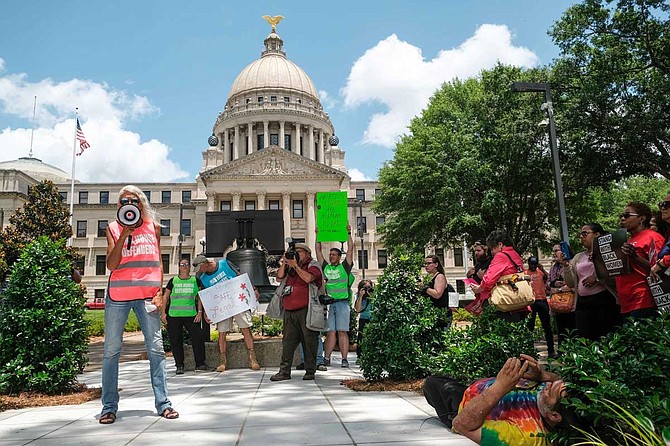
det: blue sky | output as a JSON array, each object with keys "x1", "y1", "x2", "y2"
[{"x1": 0, "y1": 0, "x2": 578, "y2": 183}]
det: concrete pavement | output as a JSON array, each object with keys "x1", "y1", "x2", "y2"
[{"x1": 0, "y1": 356, "x2": 475, "y2": 446}]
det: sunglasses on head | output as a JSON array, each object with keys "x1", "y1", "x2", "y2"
[
  {"x1": 620, "y1": 212, "x2": 639, "y2": 219},
  {"x1": 120, "y1": 198, "x2": 140, "y2": 205},
  {"x1": 659, "y1": 201, "x2": 670, "y2": 210}
]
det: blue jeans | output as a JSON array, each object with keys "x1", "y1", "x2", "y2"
[
  {"x1": 299, "y1": 335, "x2": 325, "y2": 365},
  {"x1": 101, "y1": 297, "x2": 171, "y2": 415}
]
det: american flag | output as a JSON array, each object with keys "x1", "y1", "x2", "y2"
[{"x1": 75, "y1": 118, "x2": 90, "y2": 156}]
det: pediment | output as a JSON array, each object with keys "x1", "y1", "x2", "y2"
[{"x1": 200, "y1": 146, "x2": 348, "y2": 181}]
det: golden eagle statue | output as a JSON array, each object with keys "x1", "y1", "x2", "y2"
[{"x1": 262, "y1": 15, "x2": 284, "y2": 33}]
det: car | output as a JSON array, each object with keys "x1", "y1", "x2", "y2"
[{"x1": 84, "y1": 296, "x2": 105, "y2": 310}]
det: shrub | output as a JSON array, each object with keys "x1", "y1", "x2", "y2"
[
  {"x1": 358, "y1": 252, "x2": 449, "y2": 381},
  {"x1": 0, "y1": 237, "x2": 88, "y2": 394},
  {"x1": 430, "y1": 306, "x2": 536, "y2": 384},
  {"x1": 550, "y1": 316, "x2": 670, "y2": 444},
  {"x1": 251, "y1": 315, "x2": 283, "y2": 337}
]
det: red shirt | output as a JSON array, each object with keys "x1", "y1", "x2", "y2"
[
  {"x1": 480, "y1": 247, "x2": 524, "y2": 293},
  {"x1": 615, "y1": 228, "x2": 665, "y2": 314},
  {"x1": 524, "y1": 268, "x2": 547, "y2": 300},
  {"x1": 282, "y1": 262, "x2": 323, "y2": 311}
]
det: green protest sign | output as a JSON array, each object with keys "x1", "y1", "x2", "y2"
[{"x1": 316, "y1": 191, "x2": 348, "y2": 242}]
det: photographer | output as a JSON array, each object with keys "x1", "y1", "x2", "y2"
[
  {"x1": 270, "y1": 242, "x2": 324, "y2": 381},
  {"x1": 354, "y1": 280, "x2": 374, "y2": 363}
]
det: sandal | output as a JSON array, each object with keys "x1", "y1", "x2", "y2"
[
  {"x1": 99, "y1": 412, "x2": 116, "y2": 424},
  {"x1": 161, "y1": 407, "x2": 179, "y2": 420}
]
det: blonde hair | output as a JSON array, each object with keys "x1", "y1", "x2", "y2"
[{"x1": 118, "y1": 185, "x2": 162, "y2": 225}]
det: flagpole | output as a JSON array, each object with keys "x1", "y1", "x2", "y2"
[
  {"x1": 68, "y1": 108, "x2": 78, "y2": 246},
  {"x1": 29, "y1": 96, "x2": 37, "y2": 158}
]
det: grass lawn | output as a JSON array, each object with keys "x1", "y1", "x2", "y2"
[{"x1": 84, "y1": 310, "x2": 140, "y2": 337}]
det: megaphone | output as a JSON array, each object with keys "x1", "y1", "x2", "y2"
[{"x1": 117, "y1": 204, "x2": 143, "y2": 250}]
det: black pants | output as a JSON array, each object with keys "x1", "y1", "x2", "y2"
[
  {"x1": 166, "y1": 315, "x2": 206, "y2": 368},
  {"x1": 279, "y1": 307, "x2": 319, "y2": 375},
  {"x1": 575, "y1": 290, "x2": 621, "y2": 340},
  {"x1": 528, "y1": 299, "x2": 555, "y2": 354},
  {"x1": 356, "y1": 317, "x2": 370, "y2": 357},
  {"x1": 495, "y1": 309, "x2": 528, "y2": 323},
  {"x1": 555, "y1": 311, "x2": 576, "y2": 349},
  {"x1": 423, "y1": 376, "x2": 468, "y2": 429}
]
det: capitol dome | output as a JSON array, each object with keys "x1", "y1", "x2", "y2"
[
  {"x1": 0, "y1": 157, "x2": 71, "y2": 183},
  {"x1": 226, "y1": 31, "x2": 319, "y2": 104}
]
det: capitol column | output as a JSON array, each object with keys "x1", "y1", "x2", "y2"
[
  {"x1": 282, "y1": 191, "x2": 292, "y2": 239},
  {"x1": 232, "y1": 191, "x2": 242, "y2": 211},
  {"x1": 308, "y1": 125, "x2": 315, "y2": 160},
  {"x1": 223, "y1": 129, "x2": 230, "y2": 163},
  {"x1": 279, "y1": 121, "x2": 285, "y2": 149},
  {"x1": 318, "y1": 130, "x2": 324, "y2": 163},
  {"x1": 248, "y1": 123, "x2": 254, "y2": 153},
  {"x1": 206, "y1": 192, "x2": 215, "y2": 212},
  {"x1": 263, "y1": 121, "x2": 269, "y2": 149},
  {"x1": 306, "y1": 191, "x2": 315, "y2": 249},
  {"x1": 234, "y1": 125, "x2": 240, "y2": 159},
  {"x1": 294, "y1": 123, "x2": 301, "y2": 155},
  {"x1": 257, "y1": 190, "x2": 266, "y2": 210}
]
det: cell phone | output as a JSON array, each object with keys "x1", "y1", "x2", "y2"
[{"x1": 560, "y1": 241, "x2": 573, "y2": 261}]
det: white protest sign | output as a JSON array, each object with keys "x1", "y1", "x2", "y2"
[{"x1": 198, "y1": 273, "x2": 258, "y2": 324}]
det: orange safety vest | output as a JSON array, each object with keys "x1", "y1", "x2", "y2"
[{"x1": 107, "y1": 220, "x2": 162, "y2": 301}]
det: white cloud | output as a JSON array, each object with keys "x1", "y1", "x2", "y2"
[
  {"x1": 348, "y1": 167, "x2": 374, "y2": 181},
  {"x1": 341, "y1": 24, "x2": 539, "y2": 147},
  {"x1": 318, "y1": 90, "x2": 338, "y2": 109},
  {"x1": 0, "y1": 58, "x2": 4, "y2": 72},
  {"x1": 0, "y1": 62, "x2": 188, "y2": 182}
]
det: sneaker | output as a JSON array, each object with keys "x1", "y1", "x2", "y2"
[
  {"x1": 270, "y1": 372, "x2": 291, "y2": 382},
  {"x1": 195, "y1": 364, "x2": 209, "y2": 372},
  {"x1": 341, "y1": 359, "x2": 349, "y2": 368},
  {"x1": 303, "y1": 373, "x2": 315, "y2": 380},
  {"x1": 316, "y1": 364, "x2": 327, "y2": 372},
  {"x1": 323, "y1": 358, "x2": 331, "y2": 366},
  {"x1": 295, "y1": 363, "x2": 305, "y2": 370},
  {"x1": 175, "y1": 366, "x2": 184, "y2": 375}
]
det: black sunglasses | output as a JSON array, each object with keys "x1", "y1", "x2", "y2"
[
  {"x1": 120, "y1": 198, "x2": 140, "y2": 205},
  {"x1": 579, "y1": 231, "x2": 594, "y2": 237},
  {"x1": 660, "y1": 201, "x2": 670, "y2": 210},
  {"x1": 620, "y1": 212, "x2": 639, "y2": 219}
]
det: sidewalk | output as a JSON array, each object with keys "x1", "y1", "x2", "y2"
[{"x1": 0, "y1": 356, "x2": 475, "y2": 446}]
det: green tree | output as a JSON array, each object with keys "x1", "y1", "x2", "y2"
[
  {"x1": 0, "y1": 180, "x2": 74, "y2": 282},
  {"x1": 375, "y1": 64, "x2": 557, "y2": 253},
  {"x1": 0, "y1": 237, "x2": 88, "y2": 394},
  {"x1": 550, "y1": 0, "x2": 670, "y2": 183}
]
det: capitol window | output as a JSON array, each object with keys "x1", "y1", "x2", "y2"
[
  {"x1": 283, "y1": 97, "x2": 289, "y2": 103},
  {"x1": 258, "y1": 96, "x2": 264, "y2": 103},
  {"x1": 270, "y1": 96, "x2": 277, "y2": 102}
]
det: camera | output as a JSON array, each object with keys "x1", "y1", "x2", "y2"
[
  {"x1": 285, "y1": 237, "x2": 299, "y2": 262},
  {"x1": 318, "y1": 294, "x2": 336, "y2": 305},
  {"x1": 362, "y1": 285, "x2": 373, "y2": 297}
]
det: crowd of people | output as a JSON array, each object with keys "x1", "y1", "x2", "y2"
[{"x1": 100, "y1": 184, "x2": 667, "y2": 445}]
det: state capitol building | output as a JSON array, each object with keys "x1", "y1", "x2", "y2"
[{"x1": 0, "y1": 25, "x2": 471, "y2": 305}]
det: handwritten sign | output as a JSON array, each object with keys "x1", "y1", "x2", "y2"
[
  {"x1": 316, "y1": 191, "x2": 348, "y2": 242},
  {"x1": 198, "y1": 273, "x2": 258, "y2": 324},
  {"x1": 592, "y1": 229, "x2": 630, "y2": 279},
  {"x1": 646, "y1": 275, "x2": 670, "y2": 314}
]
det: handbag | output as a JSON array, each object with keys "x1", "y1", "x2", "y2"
[
  {"x1": 489, "y1": 252, "x2": 536, "y2": 312},
  {"x1": 306, "y1": 260, "x2": 328, "y2": 331},
  {"x1": 549, "y1": 291, "x2": 576, "y2": 313},
  {"x1": 266, "y1": 276, "x2": 287, "y2": 319}
]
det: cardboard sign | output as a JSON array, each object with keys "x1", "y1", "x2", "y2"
[
  {"x1": 592, "y1": 229, "x2": 630, "y2": 279},
  {"x1": 316, "y1": 191, "x2": 349, "y2": 242},
  {"x1": 646, "y1": 274, "x2": 670, "y2": 314},
  {"x1": 198, "y1": 273, "x2": 258, "y2": 324}
]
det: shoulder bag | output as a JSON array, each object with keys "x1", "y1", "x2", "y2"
[
  {"x1": 266, "y1": 276, "x2": 287, "y2": 319},
  {"x1": 306, "y1": 259, "x2": 328, "y2": 331},
  {"x1": 549, "y1": 291, "x2": 576, "y2": 313},
  {"x1": 490, "y1": 252, "x2": 536, "y2": 312}
]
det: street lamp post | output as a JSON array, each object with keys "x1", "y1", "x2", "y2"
[{"x1": 511, "y1": 82, "x2": 569, "y2": 245}]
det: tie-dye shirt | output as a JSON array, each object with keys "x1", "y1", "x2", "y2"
[{"x1": 458, "y1": 378, "x2": 551, "y2": 446}]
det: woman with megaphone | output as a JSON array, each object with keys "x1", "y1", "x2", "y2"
[{"x1": 99, "y1": 185, "x2": 178, "y2": 425}]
